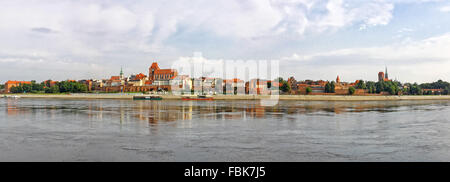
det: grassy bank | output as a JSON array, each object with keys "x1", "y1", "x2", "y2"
[{"x1": 2, "y1": 93, "x2": 450, "y2": 101}]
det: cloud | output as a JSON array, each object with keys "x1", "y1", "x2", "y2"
[
  {"x1": 0, "y1": 0, "x2": 395, "y2": 52},
  {"x1": 0, "y1": 57, "x2": 111, "y2": 82},
  {"x1": 440, "y1": 6, "x2": 450, "y2": 12},
  {"x1": 0, "y1": 0, "x2": 447, "y2": 83},
  {"x1": 31, "y1": 27, "x2": 57, "y2": 34},
  {"x1": 283, "y1": 33, "x2": 450, "y2": 64},
  {"x1": 281, "y1": 33, "x2": 450, "y2": 83}
]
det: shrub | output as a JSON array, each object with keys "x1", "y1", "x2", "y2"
[
  {"x1": 349, "y1": 87, "x2": 356, "y2": 95},
  {"x1": 306, "y1": 87, "x2": 312, "y2": 94}
]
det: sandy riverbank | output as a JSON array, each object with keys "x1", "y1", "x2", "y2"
[{"x1": 2, "y1": 94, "x2": 450, "y2": 101}]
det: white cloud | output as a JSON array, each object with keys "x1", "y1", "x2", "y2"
[
  {"x1": 440, "y1": 6, "x2": 450, "y2": 12},
  {"x1": 282, "y1": 33, "x2": 450, "y2": 83},
  {"x1": 0, "y1": 0, "x2": 446, "y2": 83},
  {"x1": 0, "y1": 0, "x2": 395, "y2": 52},
  {"x1": 283, "y1": 33, "x2": 450, "y2": 63}
]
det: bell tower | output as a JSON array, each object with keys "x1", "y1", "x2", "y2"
[
  {"x1": 149, "y1": 62, "x2": 160, "y2": 81},
  {"x1": 120, "y1": 67, "x2": 124, "y2": 80},
  {"x1": 385, "y1": 66, "x2": 388, "y2": 80}
]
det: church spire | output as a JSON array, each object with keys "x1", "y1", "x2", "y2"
[
  {"x1": 120, "y1": 67, "x2": 124, "y2": 79},
  {"x1": 385, "y1": 66, "x2": 388, "y2": 79}
]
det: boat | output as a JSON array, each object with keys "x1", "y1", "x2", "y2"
[
  {"x1": 181, "y1": 95, "x2": 214, "y2": 101},
  {"x1": 133, "y1": 95, "x2": 163, "y2": 100},
  {"x1": 4, "y1": 95, "x2": 21, "y2": 99}
]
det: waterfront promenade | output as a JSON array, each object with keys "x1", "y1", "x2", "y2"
[{"x1": 2, "y1": 93, "x2": 450, "y2": 101}]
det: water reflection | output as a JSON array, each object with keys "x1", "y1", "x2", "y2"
[
  {"x1": 1, "y1": 98, "x2": 450, "y2": 161},
  {"x1": 2, "y1": 98, "x2": 449, "y2": 124}
]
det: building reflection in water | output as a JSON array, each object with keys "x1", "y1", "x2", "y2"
[{"x1": 3, "y1": 99, "x2": 445, "y2": 127}]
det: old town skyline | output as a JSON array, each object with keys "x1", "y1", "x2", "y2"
[{"x1": 2, "y1": 61, "x2": 449, "y2": 96}]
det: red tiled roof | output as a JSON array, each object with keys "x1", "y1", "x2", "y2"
[
  {"x1": 150, "y1": 62, "x2": 160, "y2": 70},
  {"x1": 224, "y1": 78, "x2": 244, "y2": 83},
  {"x1": 5, "y1": 80, "x2": 32, "y2": 85},
  {"x1": 45, "y1": 80, "x2": 58, "y2": 84},
  {"x1": 155, "y1": 69, "x2": 176, "y2": 74},
  {"x1": 135, "y1": 73, "x2": 146, "y2": 80},
  {"x1": 110, "y1": 76, "x2": 120, "y2": 80}
]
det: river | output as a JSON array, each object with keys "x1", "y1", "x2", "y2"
[{"x1": 1, "y1": 98, "x2": 449, "y2": 161}]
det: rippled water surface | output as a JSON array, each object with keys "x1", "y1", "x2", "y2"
[{"x1": 1, "y1": 98, "x2": 450, "y2": 161}]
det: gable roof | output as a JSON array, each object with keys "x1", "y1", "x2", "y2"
[
  {"x1": 150, "y1": 62, "x2": 160, "y2": 70},
  {"x1": 5, "y1": 80, "x2": 32, "y2": 85}
]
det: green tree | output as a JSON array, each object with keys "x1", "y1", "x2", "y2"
[
  {"x1": 330, "y1": 81, "x2": 335, "y2": 93},
  {"x1": 277, "y1": 77, "x2": 284, "y2": 83},
  {"x1": 22, "y1": 84, "x2": 32, "y2": 93},
  {"x1": 348, "y1": 87, "x2": 356, "y2": 95},
  {"x1": 375, "y1": 81, "x2": 384, "y2": 93},
  {"x1": 325, "y1": 81, "x2": 336, "y2": 93},
  {"x1": 366, "y1": 81, "x2": 376, "y2": 94},
  {"x1": 325, "y1": 82, "x2": 331, "y2": 93},
  {"x1": 305, "y1": 87, "x2": 312, "y2": 94},
  {"x1": 280, "y1": 81, "x2": 291, "y2": 93},
  {"x1": 387, "y1": 85, "x2": 397, "y2": 95},
  {"x1": 10, "y1": 86, "x2": 20, "y2": 93},
  {"x1": 45, "y1": 85, "x2": 60, "y2": 93},
  {"x1": 44, "y1": 80, "x2": 52, "y2": 88},
  {"x1": 420, "y1": 80, "x2": 450, "y2": 89},
  {"x1": 58, "y1": 81, "x2": 70, "y2": 93},
  {"x1": 409, "y1": 83, "x2": 422, "y2": 95},
  {"x1": 355, "y1": 80, "x2": 366, "y2": 89},
  {"x1": 32, "y1": 82, "x2": 44, "y2": 92},
  {"x1": 54, "y1": 81, "x2": 88, "y2": 93}
]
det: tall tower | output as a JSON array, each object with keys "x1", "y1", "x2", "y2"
[
  {"x1": 385, "y1": 66, "x2": 388, "y2": 80},
  {"x1": 149, "y1": 62, "x2": 160, "y2": 82},
  {"x1": 378, "y1": 72, "x2": 385, "y2": 82},
  {"x1": 120, "y1": 67, "x2": 124, "y2": 80}
]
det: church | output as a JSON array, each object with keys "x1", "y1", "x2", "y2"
[{"x1": 378, "y1": 67, "x2": 391, "y2": 82}]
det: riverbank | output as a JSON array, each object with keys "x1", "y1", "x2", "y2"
[{"x1": 2, "y1": 93, "x2": 450, "y2": 101}]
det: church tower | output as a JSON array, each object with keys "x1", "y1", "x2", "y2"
[
  {"x1": 120, "y1": 67, "x2": 124, "y2": 80},
  {"x1": 385, "y1": 66, "x2": 388, "y2": 80},
  {"x1": 149, "y1": 62, "x2": 160, "y2": 82}
]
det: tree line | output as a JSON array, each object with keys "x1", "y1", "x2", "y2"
[
  {"x1": 279, "y1": 77, "x2": 449, "y2": 95},
  {"x1": 9, "y1": 81, "x2": 88, "y2": 93},
  {"x1": 353, "y1": 80, "x2": 401, "y2": 95},
  {"x1": 353, "y1": 80, "x2": 449, "y2": 95}
]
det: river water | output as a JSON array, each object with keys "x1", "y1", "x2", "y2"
[{"x1": 0, "y1": 98, "x2": 449, "y2": 161}]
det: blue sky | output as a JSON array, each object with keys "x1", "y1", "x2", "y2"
[{"x1": 0, "y1": 0, "x2": 449, "y2": 83}]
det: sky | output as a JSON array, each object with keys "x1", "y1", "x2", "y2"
[{"x1": 0, "y1": 0, "x2": 449, "y2": 83}]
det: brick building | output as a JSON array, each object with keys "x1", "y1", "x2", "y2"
[
  {"x1": 148, "y1": 62, "x2": 178, "y2": 85},
  {"x1": 223, "y1": 78, "x2": 245, "y2": 95},
  {"x1": 127, "y1": 73, "x2": 148, "y2": 86},
  {"x1": 3, "y1": 80, "x2": 32, "y2": 93},
  {"x1": 378, "y1": 67, "x2": 390, "y2": 82},
  {"x1": 247, "y1": 79, "x2": 271, "y2": 95}
]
